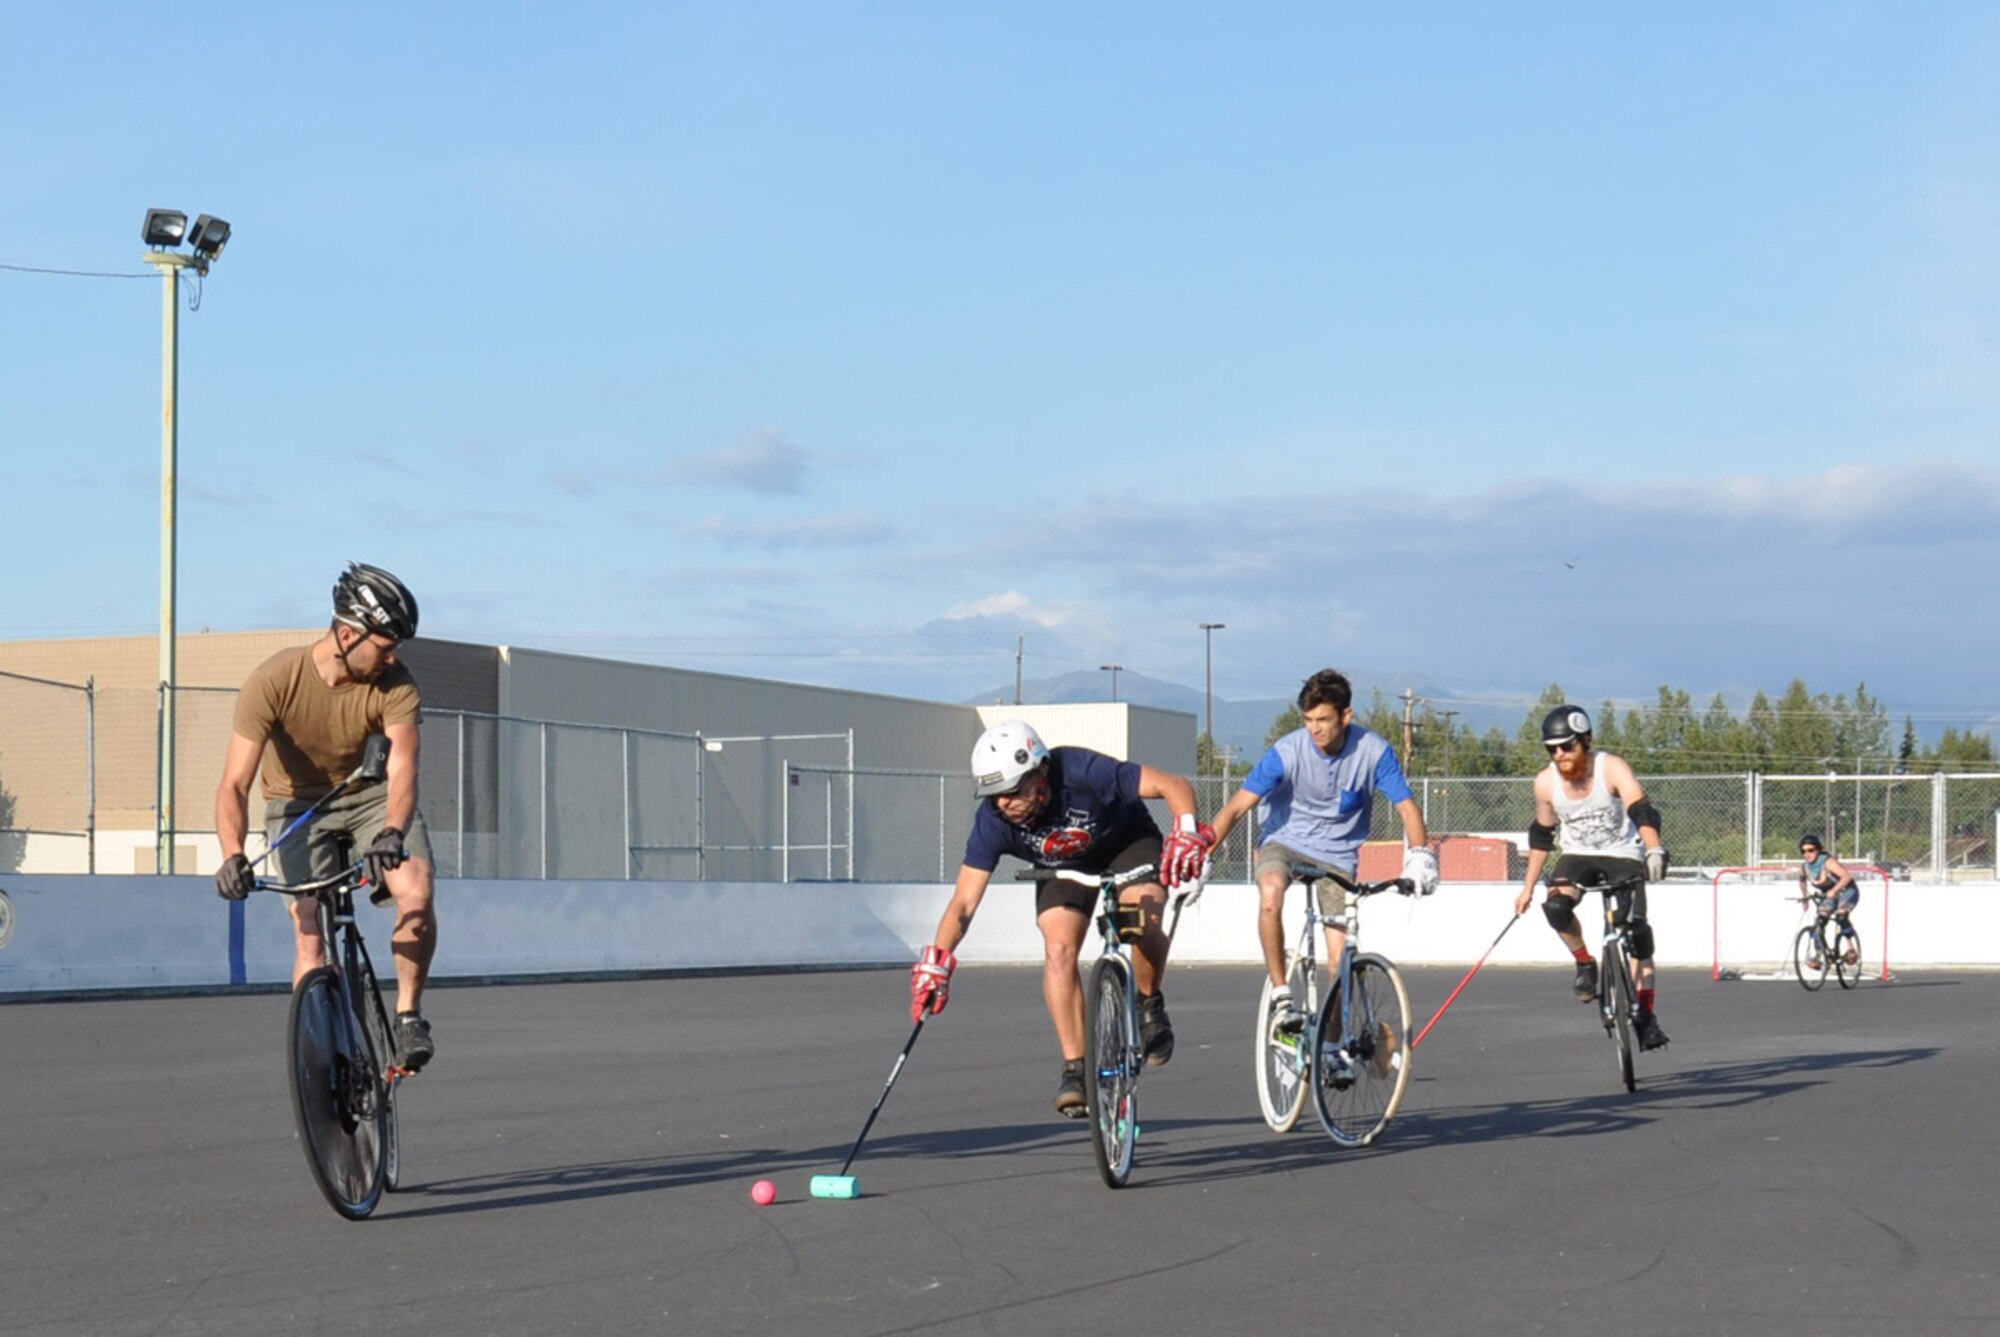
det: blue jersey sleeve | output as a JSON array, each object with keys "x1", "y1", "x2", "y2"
[
  {"x1": 1243, "y1": 744, "x2": 1288, "y2": 797},
  {"x1": 1372, "y1": 745, "x2": 1414, "y2": 805},
  {"x1": 961, "y1": 803, "x2": 1009, "y2": 873}
]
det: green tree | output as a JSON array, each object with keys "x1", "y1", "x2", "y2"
[
  {"x1": 1898, "y1": 717, "x2": 1917, "y2": 771},
  {"x1": 1264, "y1": 705, "x2": 1302, "y2": 747}
]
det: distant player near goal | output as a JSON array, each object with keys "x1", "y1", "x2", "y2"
[
  {"x1": 1798, "y1": 834, "x2": 1860, "y2": 966},
  {"x1": 1513, "y1": 705, "x2": 1672, "y2": 1051}
]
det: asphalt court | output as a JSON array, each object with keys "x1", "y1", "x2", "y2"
[{"x1": 3, "y1": 961, "x2": 1995, "y2": 1337}]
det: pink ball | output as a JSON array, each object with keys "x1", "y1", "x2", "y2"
[{"x1": 750, "y1": 1179, "x2": 777, "y2": 1206}]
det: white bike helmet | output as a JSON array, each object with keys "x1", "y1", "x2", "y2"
[{"x1": 971, "y1": 720, "x2": 1050, "y2": 797}]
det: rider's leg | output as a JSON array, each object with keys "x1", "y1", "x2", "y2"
[
  {"x1": 1256, "y1": 868, "x2": 1293, "y2": 988},
  {"x1": 1037, "y1": 905, "x2": 1090, "y2": 1060},
  {"x1": 1122, "y1": 881, "x2": 1170, "y2": 996},
  {"x1": 384, "y1": 856, "x2": 437, "y2": 1015}
]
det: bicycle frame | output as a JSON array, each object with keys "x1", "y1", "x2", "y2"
[{"x1": 1554, "y1": 872, "x2": 1646, "y2": 1092}]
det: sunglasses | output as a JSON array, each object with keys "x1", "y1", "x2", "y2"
[{"x1": 1544, "y1": 738, "x2": 1584, "y2": 755}]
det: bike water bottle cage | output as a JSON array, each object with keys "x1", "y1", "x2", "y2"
[
  {"x1": 1627, "y1": 798, "x2": 1663, "y2": 834},
  {"x1": 1527, "y1": 820, "x2": 1558, "y2": 852}
]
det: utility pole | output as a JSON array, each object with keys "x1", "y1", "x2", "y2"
[
  {"x1": 1199, "y1": 622, "x2": 1225, "y2": 756},
  {"x1": 1014, "y1": 634, "x2": 1024, "y2": 705},
  {"x1": 1401, "y1": 687, "x2": 1417, "y2": 766},
  {"x1": 1100, "y1": 663, "x2": 1123, "y2": 701}
]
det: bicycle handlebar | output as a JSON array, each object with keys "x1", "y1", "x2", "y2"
[
  {"x1": 1547, "y1": 872, "x2": 1647, "y2": 896},
  {"x1": 1014, "y1": 864, "x2": 1160, "y2": 889},
  {"x1": 1287, "y1": 863, "x2": 1415, "y2": 898},
  {"x1": 256, "y1": 862, "x2": 369, "y2": 898}
]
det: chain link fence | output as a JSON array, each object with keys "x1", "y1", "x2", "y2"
[{"x1": 6, "y1": 681, "x2": 1999, "y2": 885}]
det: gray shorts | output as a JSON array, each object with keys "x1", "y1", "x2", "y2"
[
  {"x1": 263, "y1": 783, "x2": 433, "y2": 886},
  {"x1": 1254, "y1": 840, "x2": 1356, "y2": 928}
]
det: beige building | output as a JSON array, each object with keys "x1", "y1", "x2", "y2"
[{"x1": 0, "y1": 633, "x2": 1194, "y2": 880}]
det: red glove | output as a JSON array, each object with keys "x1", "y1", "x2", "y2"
[
  {"x1": 1160, "y1": 819, "x2": 1216, "y2": 890},
  {"x1": 910, "y1": 944, "x2": 957, "y2": 1022}
]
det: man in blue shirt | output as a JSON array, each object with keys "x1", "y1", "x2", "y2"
[
  {"x1": 1208, "y1": 670, "x2": 1437, "y2": 1033},
  {"x1": 909, "y1": 720, "x2": 1212, "y2": 1118}
]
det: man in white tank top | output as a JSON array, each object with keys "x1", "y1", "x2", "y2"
[{"x1": 1513, "y1": 706, "x2": 1672, "y2": 1050}]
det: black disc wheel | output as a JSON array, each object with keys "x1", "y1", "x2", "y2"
[
  {"x1": 288, "y1": 967, "x2": 387, "y2": 1220},
  {"x1": 1311, "y1": 954, "x2": 1413, "y2": 1147},
  {"x1": 1084, "y1": 957, "x2": 1137, "y2": 1188}
]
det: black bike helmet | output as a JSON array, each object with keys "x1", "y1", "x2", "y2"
[
  {"x1": 332, "y1": 561, "x2": 419, "y2": 641},
  {"x1": 1799, "y1": 833, "x2": 1824, "y2": 852},
  {"x1": 1541, "y1": 705, "x2": 1593, "y2": 747}
]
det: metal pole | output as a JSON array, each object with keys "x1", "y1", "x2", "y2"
[
  {"x1": 938, "y1": 774, "x2": 947, "y2": 882},
  {"x1": 622, "y1": 729, "x2": 633, "y2": 880},
  {"x1": 1199, "y1": 623, "x2": 1224, "y2": 755},
  {"x1": 540, "y1": 721, "x2": 549, "y2": 880},
  {"x1": 825, "y1": 770, "x2": 834, "y2": 879},
  {"x1": 145, "y1": 253, "x2": 191, "y2": 873},
  {"x1": 455, "y1": 711, "x2": 466, "y2": 877},
  {"x1": 846, "y1": 728, "x2": 855, "y2": 880},
  {"x1": 85, "y1": 676, "x2": 97, "y2": 875},
  {"x1": 696, "y1": 736, "x2": 707, "y2": 880},
  {"x1": 782, "y1": 757, "x2": 791, "y2": 884}
]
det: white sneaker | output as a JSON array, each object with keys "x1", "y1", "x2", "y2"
[{"x1": 1270, "y1": 993, "x2": 1304, "y2": 1038}]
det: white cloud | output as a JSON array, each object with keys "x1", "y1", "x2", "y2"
[
  {"x1": 670, "y1": 430, "x2": 812, "y2": 494},
  {"x1": 686, "y1": 511, "x2": 891, "y2": 548},
  {"x1": 941, "y1": 591, "x2": 1083, "y2": 627}
]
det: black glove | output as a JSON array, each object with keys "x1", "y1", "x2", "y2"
[
  {"x1": 215, "y1": 853, "x2": 255, "y2": 901},
  {"x1": 363, "y1": 826, "x2": 407, "y2": 893}
]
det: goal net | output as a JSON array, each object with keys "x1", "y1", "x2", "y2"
[{"x1": 1710, "y1": 865, "x2": 1891, "y2": 981}]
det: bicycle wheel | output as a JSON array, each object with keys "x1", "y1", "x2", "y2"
[
  {"x1": 1602, "y1": 947, "x2": 1636, "y2": 1093},
  {"x1": 288, "y1": 966, "x2": 388, "y2": 1220},
  {"x1": 1253, "y1": 954, "x2": 1315, "y2": 1133},
  {"x1": 1793, "y1": 925, "x2": 1829, "y2": 992},
  {"x1": 1835, "y1": 925, "x2": 1863, "y2": 991},
  {"x1": 356, "y1": 964, "x2": 402, "y2": 1192},
  {"x1": 1311, "y1": 953, "x2": 1412, "y2": 1148},
  {"x1": 1084, "y1": 956, "x2": 1137, "y2": 1188}
]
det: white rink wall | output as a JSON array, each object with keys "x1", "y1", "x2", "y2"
[{"x1": 0, "y1": 876, "x2": 1994, "y2": 995}]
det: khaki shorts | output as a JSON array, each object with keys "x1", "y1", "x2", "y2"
[
  {"x1": 263, "y1": 783, "x2": 433, "y2": 887},
  {"x1": 1254, "y1": 840, "x2": 1356, "y2": 928}
]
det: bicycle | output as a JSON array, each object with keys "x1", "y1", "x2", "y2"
[
  {"x1": 1555, "y1": 871, "x2": 1650, "y2": 1093},
  {"x1": 1791, "y1": 896, "x2": 1862, "y2": 993},
  {"x1": 1017, "y1": 864, "x2": 1187, "y2": 1189},
  {"x1": 1251, "y1": 862, "x2": 1415, "y2": 1146},
  {"x1": 260, "y1": 855, "x2": 407, "y2": 1219}
]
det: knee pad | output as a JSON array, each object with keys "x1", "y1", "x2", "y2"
[
  {"x1": 1626, "y1": 919, "x2": 1656, "y2": 959},
  {"x1": 1542, "y1": 895, "x2": 1579, "y2": 934}
]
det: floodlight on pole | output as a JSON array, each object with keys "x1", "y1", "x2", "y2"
[
  {"x1": 1099, "y1": 664, "x2": 1123, "y2": 701},
  {"x1": 141, "y1": 206, "x2": 231, "y2": 873}
]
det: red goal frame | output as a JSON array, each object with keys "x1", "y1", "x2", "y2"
[{"x1": 1711, "y1": 865, "x2": 1891, "y2": 982}]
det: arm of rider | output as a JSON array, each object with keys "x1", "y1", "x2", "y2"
[
  {"x1": 912, "y1": 866, "x2": 990, "y2": 1021},
  {"x1": 1139, "y1": 767, "x2": 1212, "y2": 891},
  {"x1": 1203, "y1": 785, "x2": 1262, "y2": 848},
  {"x1": 1514, "y1": 778, "x2": 1557, "y2": 916},
  {"x1": 213, "y1": 732, "x2": 264, "y2": 900},
  {"x1": 1393, "y1": 797, "x2": 1437, "y2": 893},
  {"x1": 1607, "y1": 757, "x2": 1669, "y2": 880}
]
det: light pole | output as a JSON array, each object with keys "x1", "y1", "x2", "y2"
[
  {"x1": 141, "y1": 208, "x2": 231, "y2": 873},
  {"x1": 1099, "y1": 663, "x2": 1124, "y2": 701},
  {"x1": 1199, "y1": 622, "x2": 1225, "y2": 759}
]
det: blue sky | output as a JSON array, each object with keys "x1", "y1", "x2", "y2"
[{"x1": 5, "y1": 3, "x2": 1996, "y2": 725}]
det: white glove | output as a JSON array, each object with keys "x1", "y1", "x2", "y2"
[
  {"x1": 1401, "y1": 847, "x2": 1440, "y2": 896},
  {"x1": 1646, "y1": 847, "x2": 1670, "y2": 881}
]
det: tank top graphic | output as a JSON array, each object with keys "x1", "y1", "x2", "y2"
[
  {"x1": 1548, "y1": 758, "x2": 1642, "y2": 860},
  {"x1": 1804, "y1": 852, "x2": 1838, "y2": 891}
]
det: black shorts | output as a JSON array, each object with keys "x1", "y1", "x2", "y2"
[
  {"x1": 1033, "y1": 834, "x2": 1165, "y2": 918},
  {"x1": 1547, "y1": 854, "x2": 1650, "y2": 924}
]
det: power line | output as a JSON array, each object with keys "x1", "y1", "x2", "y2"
[{"x1": 0, "y1": 261, "x2": 151, "y2": 280}]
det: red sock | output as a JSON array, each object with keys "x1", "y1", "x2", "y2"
[
  {"x1": 1638, "y1": 987, "x2": 1656, "y2": 1013},
  {"x1": 1572, "y1": 946, "x2": 1593, "y2": 963}
]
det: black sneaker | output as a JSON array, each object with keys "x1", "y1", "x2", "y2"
[
  {"x1": 1636, "y1": 1012, "x2": 1670, "y2": 1051},
  {"x1": 1139, "y1": 993, "x2": 1174, "y2": 1067},
  {"x1": 1054, "y1": 1059, "x2": 1087, "y2": 1118},
  {"x1": 1572, "y1": 960, "x2": 1599, "y2": 1002},
  {"x1": 394, "y1": 1013, "x2": 435, "y2": 1072}
]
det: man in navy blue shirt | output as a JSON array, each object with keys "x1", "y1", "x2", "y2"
[
  {"x1": 909, "y1": 720, "x2": 1211, "y2": 1118},
  {"x1": 1208, "y1": 669, "x2": 1437, "y2": 1034}
]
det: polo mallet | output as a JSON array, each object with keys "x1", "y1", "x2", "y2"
[
  {"x1": 810, "y1": 1017, "x2": 925, "y2": 1200},
  {"x1": 1411, "y1": 911, "x2": 1522, "y2": 1050},
  {"x1": 250, "y1": 733, "x2": 392, "y2": 871}
]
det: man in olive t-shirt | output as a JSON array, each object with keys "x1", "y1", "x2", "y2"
[{"x1": 213, "y1": 562, "x2": 439, "y2": 1071}]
